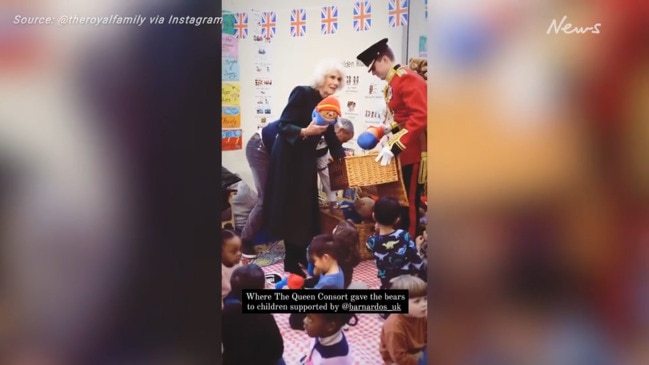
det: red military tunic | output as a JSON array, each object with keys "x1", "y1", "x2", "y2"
[
  {"x1": 384, "y1": 65, "x2": 427, "y2": 167},
  {"x1": 383, "y1": 65, "x2": 427, "y2": 237}
]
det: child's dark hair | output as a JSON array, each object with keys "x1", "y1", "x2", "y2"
[
  {"x1": 309, "y1": 234, "x2": 339, "y2": 261},
  {"x1": 373, "y1": 196, "x2": 401, "y2": 226},
  {"x1": 229, "y1": 264, "x2": 265, "y2": 299},
  {"x1": 320, "y1": 312, "x2": 358, "y2": 330},
  {"x1": 333, "y1": 221, "x2": 360, "y2": 268},
  {"x1": 222, "y1": 229, "x2": 237, "y2": 247}
]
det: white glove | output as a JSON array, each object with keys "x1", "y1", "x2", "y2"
[{"x1": 375, "y1": 146, "x2": 395, "y2": 166}]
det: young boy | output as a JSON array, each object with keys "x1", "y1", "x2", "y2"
[
  {"x1": 379, "y1": 275, "x2": 427, "y2": 365},
  {"x1": 288, "y1": 234, "x2": 345, "y2": 330},
  {"x1": 301, "y1": 312, "x2": 358, "y2": 364},
  {"x1": 366, "y1": 196, "x2": 426, "y2": 289}
]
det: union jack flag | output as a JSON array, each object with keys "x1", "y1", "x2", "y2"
[
  {"x1": 320, "y1": 6, "x2": 338, "y2": 35},
  {"x1": 353, "y1": 1, "x2": 371, "y2": 32},
  {"x1": 290, "y1": 9, "x2": 306, "y2": 37},
  {"x1": 388, "y1": 0, "x2": 408, "y2": 27},
  {"x1": 233, "y1": 12, "x2": 248, "y2": 39},
  {"x1": 261, "y1": 11, "x2": 276, "y2": 39}
]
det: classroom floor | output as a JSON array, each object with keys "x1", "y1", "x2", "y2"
[{"x1": 253, "y1": 242, "x2": 384, "y2": 365}]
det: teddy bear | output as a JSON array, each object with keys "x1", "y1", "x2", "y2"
[
  {"x1": 339, "y1": 196, "x2": 375, "y2": 224},
  {"x1": 312, "y1": 95, "x2": 342, "y2": 126},
  {"x1": 408, "y1": 57, "x2": 428, "y2": 81}
]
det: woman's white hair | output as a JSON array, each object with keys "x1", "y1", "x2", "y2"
[{"x1": 310, "y1": 58, "x2": 346, "y2": 92}]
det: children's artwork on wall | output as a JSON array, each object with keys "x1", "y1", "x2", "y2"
[
  {"x1": 222, "y1": 82, "x2": 240, "y2": 105},
  {"x1": 222, "y1": 129, "x2": 243, "y2": 151},
  {"x1": 222, "y1": 106, "x2": 241, "y2": 128},
  {"x1": 222, "y1": 34, "x2": 238, "y2": 58},
  {"x1": 222, "y1": 58, "x2": 240, "y2": 81},
  {"x1": 222, "y1": 12, "x2": 236, "y2": 35}
]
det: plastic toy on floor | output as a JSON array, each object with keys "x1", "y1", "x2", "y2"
[{"x1": 274, "y1": 273, "x2": 305, "y2": 289}]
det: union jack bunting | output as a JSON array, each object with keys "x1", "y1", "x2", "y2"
[
  {"x1": 261, "y1": 11, "x2": 276, "y2": 39},
  {"x1": 234, "y1": 12, "x2": 248, "y2": 39},
  {"x1": 353, "y1": 1, "x2": 371, "y2": 32},
  {"x1": 425, "y1": 0, "x2": 428, "y2": 19},
  {"x1": 290, "y1": 9, "x2": 306, "y2": 37},
  {"x1": 388, "y1": 0, "x2": 408, "y2": 27},
  {"x1": 321, "y1": 6, "x2": 338, "y2": 35}
]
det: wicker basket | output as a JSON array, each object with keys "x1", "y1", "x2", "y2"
[
  {"x1": 376, "y1": 171, "x2": 410, "y2": 207},
  {"x1": 320, "y1": 208, "x2": 374, "y2": 261},
  {"x1": 328, "y1": 153, "x2": 400, "y2": 191}
]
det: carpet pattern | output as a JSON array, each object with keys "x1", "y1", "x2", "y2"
[{"x1": 262, "y1": 260, "x2": 384, "y2": 365}]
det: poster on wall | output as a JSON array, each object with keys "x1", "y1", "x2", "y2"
[
  {"x1": 222, "y1": 82, "x2": 240, "y2": 105},
  {"x1": 222, "y1": 34, "x2": 238, "y2": 58},
  {"x1": 223, "y1": 58, "x2": 240, "y2": 81},
  {"x1": 222, "y1": 105, "x2": 241, "y2": 129},
  {"x1": 249, "y1": 9, "x2": 275, "y2": 121},
  {"x1": 222, "y1": 129, "x2": 243, "y2": 151},
  {"x1": 222, "y1": 12, "x2": 236, "y2": 35},
  {"x1": 419, "y1": 36, "x2": 427, "y2": 58},
  {"x1": 222, "y1": 82, "x2": 240, "y2": 128}
]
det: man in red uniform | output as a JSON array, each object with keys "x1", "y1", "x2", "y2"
[{"x1": 357, "y1": 38, "x2": 427, "y2": 238}]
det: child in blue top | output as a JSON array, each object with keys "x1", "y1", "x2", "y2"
[
  {"x1": 287, "y1": 234, "x2": 346, "y2": 330},
  {"x1": 366, "y1": 196, "x2": 426, "y2": 289}
]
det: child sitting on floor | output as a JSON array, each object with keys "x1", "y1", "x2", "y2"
[
  {"x1": 379, "y1": 275, "x2": 428, "y2": 365},
  {"x1": 301, "y1": 312, "x2": 358, "y2": 364},
  {"x1": 222, "y1": 264, "x2": 285, "y2": 365},
  {"x1": 307, "y1": 234, "x2": 345, "y2": 289},
  {"x1": 221, "y1": 229, "x2": 243, "y2": 305},
  {"x1": 366, "y1": 196, "x2": 426, "y2": 289},
  {"x1": 331, "y1": 220, "x2": 364, "y2": 289},
  {"x1": 288, "y1": 234, "x2": 346, "y2": 330}
]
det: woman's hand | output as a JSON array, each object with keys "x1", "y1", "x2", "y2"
[{"x1": 301, "y1": 121, "x2": 328, "y2": 137}]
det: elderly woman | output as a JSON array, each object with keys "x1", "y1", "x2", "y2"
[
  {"x1": 262, "y1": 59, "x2": 347, "y2": 275},
  {"x1": 241, "y1": 117, "x2": 354, "y2": 258}
]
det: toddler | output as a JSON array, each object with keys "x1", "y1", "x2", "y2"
[
  {"x1": 366, "y1": 196, "x2": 426, "y2": 289},
  {"x1": 331, "y1": 220, "x2": 361, "y2": 289},
  {"x1": 222, "y1": 264, "x2": 285, "y2": 365},
  {"x1": 301, "y1": 312, "x2": 358, "y2": 364},
  {"x1": 288, "y1": 234, "x2": 345, "y2": 330},
  {"x1": 379, "y1": 275, "x2": 427, "y2": 365},
  {"x1": 221, "y1": 229, "x2": 243, "y2": 304},
  {"x1": 308, "y1": 234, "x2": 345, "y2": 289}
]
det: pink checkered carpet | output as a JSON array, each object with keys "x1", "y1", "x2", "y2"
[{"x1": 262, "y1": 260, "x2": 384, "y2": 365}]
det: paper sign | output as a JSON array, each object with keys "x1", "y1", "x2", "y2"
[
  {"x1": 222, "y1": 105, "x2": 241, "y2": 128},
  {"x1": 222, "y1": 129, "x2": 243, "y2": 151},
  {"x1": 222, "y1": 82, "x2": 240, "y2": 105},
  {"x1": 222, "y1": 34, "x2": 238, "y2": 58},
  {"x1": 419, "y1": 36, "x2": 427, "y2": 57},
  {"x1": 222, "y1": 13, "x2": 236, "y2": 35},
  {"x1": 222, "y1": 58, "x2": 240, "y2": 81}
]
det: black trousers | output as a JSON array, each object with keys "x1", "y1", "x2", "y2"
[
  {"x1": 400, "y1": 163, "x2": 424, "y2": 237},
  {"x1": 283, "y1": 240, "x2": 307, "y2": 277}
]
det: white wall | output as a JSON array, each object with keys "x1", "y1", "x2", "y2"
[
  {"x1": 406, "y1": 0, "x2": 428, "y2": 60},
  {"x1": 222, "y1": 0, "x2": 412, "y2": 188}
]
